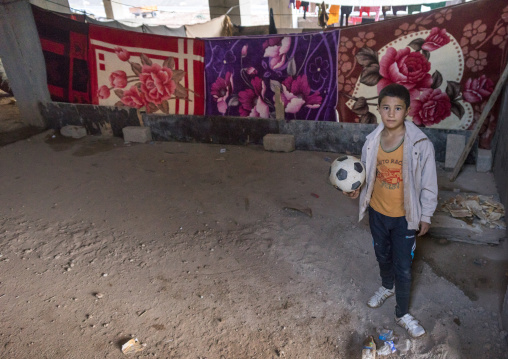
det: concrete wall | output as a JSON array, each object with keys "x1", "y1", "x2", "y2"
[
  {"x1": 493, "y1": 85, "x2": 508, "y2": 338},
  {"x1": 40, "y1": 102, "x2": 140, "y2": 137},
  {"x1": 40, "y1": 103, "x2": 478, "y2": 164},
  {"x1": 492, "y1": 84, "x2": 508, "y2": 211},
  {"x1": 144, "y1": 114, "x2": 477, "y2": 163}
]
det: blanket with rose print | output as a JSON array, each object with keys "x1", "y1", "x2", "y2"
[
  {"x1": 337, "y1": 0, "x2": 508, "y2": 149},
  {"x1": 89, "y1": 25, "x2": 205, "y2": 115},
  {"x1": 204, "y1": 31, "x2": 339, "y2": 122}
]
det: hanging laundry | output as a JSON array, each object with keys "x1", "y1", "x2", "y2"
[
  {"x1": 340, "y1": 6, "x2": 353, "y2": 27},
  {"x1": 371, "y1": 6, "x2": 381, "y2": 21},
  {"x1": 289, "y1": 0, "x2": 295, "y2": 9},
  {"x1": 381, "y1": 6, "x2": 390, "y2": 18},
  {"x1": 359, "y1": 7, "x2": 371, "y2": 17},
  {"x1": 204, "y1": 30, "x2": 339, "y2": 122},
  {"x1": 301, "y1": 1, "x2": 309, "y2": 19},
  {"x1": 407, "y1": 5, "x2": 422, "y2": 15},
  {"x1": 391, "y1": 6, "x2": 406, "y2": 16},
  {"x1": 327, "y1": 5, "x2": 340, "y2": 26},
  {"x1": 296, "y1": 1, "x2": 301, "y2": 9},
  {"x1": 318, "y1": 2, "x2": 329, "y2": 28},
  {"x1": 32, "y1": 5, "x2": 91, "y2": 104},
  {"x1": 428, "y1": 2, "x2": 447, "y2": 10},
  {"x1": 88, "y1": 24, "x2": 205, "y2": 116}
]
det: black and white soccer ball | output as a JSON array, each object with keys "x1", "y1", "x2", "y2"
[{"x1": 329, "y1": 155, "x2": 366, "y2": 192}]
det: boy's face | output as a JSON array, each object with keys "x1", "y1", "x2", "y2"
[{"x1": 377, "y1": 96, "x2": 410, "y2": 131}]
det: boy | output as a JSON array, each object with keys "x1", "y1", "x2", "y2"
[{"x1": 345, "y1": 83, "x2": 438, "y2": 338}]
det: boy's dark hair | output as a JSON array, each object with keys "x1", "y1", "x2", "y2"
[{"x1": 378, "y1": 83, "x2": 410, "y2": 109}]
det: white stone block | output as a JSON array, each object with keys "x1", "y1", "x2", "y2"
[
  {"x1": 122, "y1": 126, "x2": 152, "y2": 143},
  {"x1": 476, "y1": 148, "x2": 492, "y2": 172},
  {"x1": 60, "y1": 125, "x2": 87, "y2": 139},
  {"x1": 445, "y1": 134, "x2": 465, "y2": 170},
  {"x1": 263, "y1": 134, "x2": 295, "y2": 152}
]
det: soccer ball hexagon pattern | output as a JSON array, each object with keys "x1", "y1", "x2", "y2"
[{"x1": 329, "y1": 155, "x2": 366, "y2": 193}]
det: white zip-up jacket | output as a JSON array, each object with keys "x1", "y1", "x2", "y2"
[{"x1": 358, "y1": 121, "x2": 438, "y2": 230}]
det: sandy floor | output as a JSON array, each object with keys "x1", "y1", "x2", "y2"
[{"x1": 0, "y1": 99, "x2": 507, "y2": 358}]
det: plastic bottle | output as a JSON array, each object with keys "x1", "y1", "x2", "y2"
[
  {"x1": 376, "y1": 327, "x2": 394, "y2": 341},
  {"x1": 377, "y1": 340, "x2": 396, "y2": 356},
  {"x1": 394, "y1": 338, "x2": 411, "y2": 353},
  {"x1": 361, "y1": 336, "x2": 376, "y2": 359}
]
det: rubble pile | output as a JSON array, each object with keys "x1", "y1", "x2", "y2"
[{"x1": 440, "y1": 194, "x2": 506, "y2": 230}]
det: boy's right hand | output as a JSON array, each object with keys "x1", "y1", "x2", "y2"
[{"x1": 343, "y1": 189, "x2": 360, "y2": 199}]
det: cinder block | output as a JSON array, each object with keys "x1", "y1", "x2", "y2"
[
  {"x1": 122, "y1": 126, "x2": 152, "y2": 143},
  {"x1": 445, "y1": 134, "x2": 465, "y2": 169},
  {"x1": 263, "y1": 134, "x2": 295, "y2": 152},
  {"x1": 60, "y1": 125, "x2": 87, "y2": 139},
  {"x1": 476, "y1": 148, "x2": 492, "y2": 172}
]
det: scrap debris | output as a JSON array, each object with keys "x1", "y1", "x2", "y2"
[
  {"x1": 439, "y1": 194, "x2": 506, "y2": 229},
  {"x1": 121, "y1": 338, "x2": 146, "y2": 355}
]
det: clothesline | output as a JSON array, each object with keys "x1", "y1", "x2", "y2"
[{"x1": 298, "y1": 0, "x2": 460, "y2": 5}]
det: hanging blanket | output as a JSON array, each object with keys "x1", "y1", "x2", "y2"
[
  {"x1": 142, "y1": 25, "x2": 187, "y2": 37},
  {"x1": 185, "y1": 16, "x2": 225, "y2": 38},
  {"x1": 337, "y1": 0, "x2": 508, "y2": 149},
  {"x1": 204, "y1": 30, "x2": 340, "y2": 122},
  {"x1": 88, "y1": 25, "x2": 205, "y2": 116},
  {"x1": 85, "y1": 17, "x2": 143, "y2": 33},
  {"x1": 32, "y1": 5, "x2": 90, "y2": 104}
]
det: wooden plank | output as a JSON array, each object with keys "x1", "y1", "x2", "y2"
[
  {"x1": 449, "y1": 62, "x2": 508, "y2": 182},
  {"x1": 429, "y1": 214, "x2": 503, "y2": 245}
]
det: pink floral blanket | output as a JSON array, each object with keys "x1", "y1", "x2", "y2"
[
  {"x1": 89, "y1": 25, "x2": 205, "y2": 116},
  {"x1": 337, "y1": 0, "x2": 508, "y2": 148}
]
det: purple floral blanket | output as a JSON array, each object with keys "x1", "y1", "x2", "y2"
[{"x1": 204, "y1": 31, "x2": 339, "y2": 121}]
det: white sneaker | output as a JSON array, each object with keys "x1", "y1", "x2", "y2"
[
  {"x1": 396, "y1": 313, "x2": 426, "y2": 338},
  {"x1": 367, "y1": 286, "x2": 395, "y2": 308}
]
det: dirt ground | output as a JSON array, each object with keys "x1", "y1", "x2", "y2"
[{"x1": 1, "y1": 97, "x2": 508, "y2": 358}]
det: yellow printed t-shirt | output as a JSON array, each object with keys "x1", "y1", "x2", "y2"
[{"x1": 369, "y1": 141, "x2": 405, "y2": 217}]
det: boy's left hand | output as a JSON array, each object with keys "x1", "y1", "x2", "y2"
[{"x1": 418, "y1": 221, "x2": 430, "y2": 236}]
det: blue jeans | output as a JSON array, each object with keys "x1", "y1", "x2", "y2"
[{"x1": 368, "y1": 207, "x2": 416, "y2": 318}]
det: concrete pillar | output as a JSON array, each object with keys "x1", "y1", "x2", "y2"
[
  {"x1": 0, "y1": 0, "x2": 50, "y2": 128},
  {"x1": 268, "y1": 0, "x2": 297, "y2": 29},
  {"x1": 103, "y1": 0, "x2": 130, "y2": 20},
  {"x1": 30, "y1": 0, "x2": 71, "y2": 14},
  {"x1": 208, "y1": 0, "x2": 255, "y2": 26}
]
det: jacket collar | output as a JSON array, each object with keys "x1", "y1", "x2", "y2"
[{"x1": 366, "y1": 120, "x2": 427, "y2": 145}]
